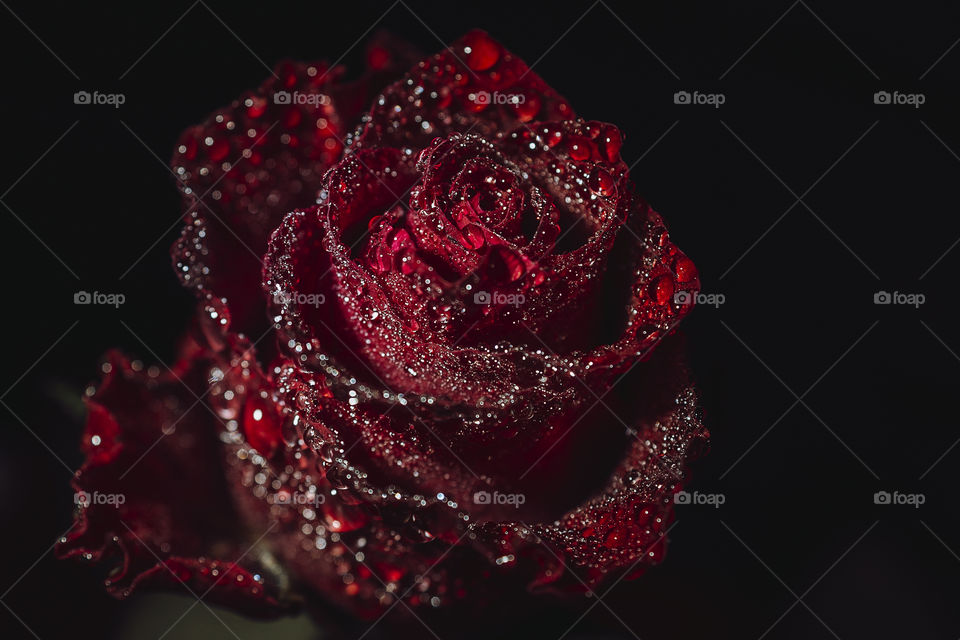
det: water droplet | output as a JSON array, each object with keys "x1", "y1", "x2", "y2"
[
  {"x1": 649, "y1": 275, "x2": 675, "y2": 305},
  {"x1": 463, "y1": 31, "x2": 500, "y2": 71},
  {"x1": 588, "y1": 168, "x2": 616, "y2": 196}
]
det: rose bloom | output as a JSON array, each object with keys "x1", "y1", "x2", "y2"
[{"x1": 58, "y1": 30, "x2": 707, "y2": 628}]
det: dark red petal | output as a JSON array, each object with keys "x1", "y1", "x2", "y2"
[
  {"x1": 519, "y1": 338, "x2": 708, "y2": 589},
  {"x1": 171, "y1": 35, "x2": 420, "y2": 342},
  {"x1": 56, "y1": 349, "x2": 289, "y2": 616},
  {"x1": 352, "y1": 29, "x2": 574, "y2": 152},
  {"x1": 221, "y1": 339, "x2": 706, "y2": 610}
]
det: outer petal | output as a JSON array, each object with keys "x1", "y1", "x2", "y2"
[
  {"x1": 352, "y1": 29, "x2": 574, "y2": 152},
  {"x1": 474, "y1": 336, "x2": 709, "y2": 590},
  {"x1": 170, "y1": 35, "x2": 420, "y2": 341},
  {"x1": 214, "y1": 335, "x2": 706, "y2": 613},
  {"x1": 56, "y1": 345, "x2": 290, "y2": 616}
]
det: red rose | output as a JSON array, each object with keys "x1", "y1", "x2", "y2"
[{"x1": 59, "y1": 30, "x2": 707, "y2": 622}]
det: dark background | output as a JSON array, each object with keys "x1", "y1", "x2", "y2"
[{"x1": 2, "y1": 1, "x2": 958, "y2": 638}]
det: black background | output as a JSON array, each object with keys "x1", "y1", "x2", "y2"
[{"x1": 2, "y1": 1, "x2": 958, "y2": 638}]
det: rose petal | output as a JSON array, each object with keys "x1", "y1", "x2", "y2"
[
  {"x1": 352, "y1": 29, "x2": 574, "y2": 153},
  {"x1": 171, "y1": 34, "x2": 420, "y2": 341},
  {"x1": 56, "y1": 348, "x2": 289, "y2": 616}
]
